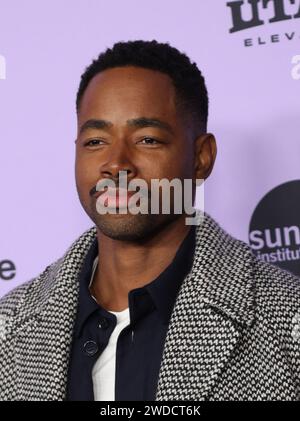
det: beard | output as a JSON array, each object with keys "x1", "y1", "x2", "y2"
[{"x1": 90, "y1": 205, "x2": 182, "y2": 242}]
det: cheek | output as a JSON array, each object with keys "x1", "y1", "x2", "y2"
[
  {"x1": 75, "y1": 154, "x2": 96, "y2": 198},
  {"x1": 75, "y1": 152, "x2": 96, "y2": 178},
  {"x1": 75, "y1": 156, "x2": 84, "y2": 188},
  {"x1": 153, "y1": 151, "x2": 194, "y2": 181},
  {"x1": 175, "y1": 147, "x2": 195, "y2": 179}
]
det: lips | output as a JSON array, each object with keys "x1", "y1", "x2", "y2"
[{"x1": 96, "y1": 187, "x2": 136, "y2": 208}]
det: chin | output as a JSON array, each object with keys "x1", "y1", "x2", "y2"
[
  {"x1": 94, "y1": 212, "x2": 173, "y2": 242},
  {"x1": 97, "y1": 213, "x2": 148, "y2": 240}
]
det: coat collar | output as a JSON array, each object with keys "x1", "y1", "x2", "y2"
[{"x1": 191, "y1": 211, "x2": 255, "y2": 328}]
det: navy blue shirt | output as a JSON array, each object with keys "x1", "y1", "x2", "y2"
[{"x1": 66, "y1": 225, "x2": 196, "y2": 401}]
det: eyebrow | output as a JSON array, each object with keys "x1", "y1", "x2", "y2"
[{"x1": 79, "y1": 117, "x2": 174, "y2": 135}]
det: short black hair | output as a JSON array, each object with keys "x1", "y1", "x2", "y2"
[{"x1": 76, "y1": 40, "x2": 209, "y2": 134}]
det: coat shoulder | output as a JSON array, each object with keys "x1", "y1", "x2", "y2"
[
  {"x1": 0, "y1": 259, "x2": 60, "y2": 320},
  {"x1": 253, "y1": 256, "x2": 300, "y2": 319},
  {"x1": 208, "y1": 212, "x2": 300, "y2": 311},
  {"x1": 0, "y1": 226, "x2": 97, "y2": 320}
]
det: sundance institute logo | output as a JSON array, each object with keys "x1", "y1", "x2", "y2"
[
  {"x1": 227, "y1": 0, "x2": 300, "y2": 47},
  {"x1": 89, "y1": 171, "x2": 204, "y2": 226},
  {"x1": 249, "y1": 180, "x2": 300, "y2": 277}
]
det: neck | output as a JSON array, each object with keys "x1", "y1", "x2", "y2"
[{"x1": 91, "y1": 215, "x2": 191, "y2": 312}]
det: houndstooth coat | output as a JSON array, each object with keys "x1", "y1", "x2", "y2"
[{"x1": 0, "y1": 212, "x2": 300, "y2": 401}]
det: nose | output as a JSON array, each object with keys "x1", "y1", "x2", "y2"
[{"x1": 99, "y1": 143, "x2": 137, "y2": 184}]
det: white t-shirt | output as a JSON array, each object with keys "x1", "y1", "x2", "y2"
[{"x1": 89, "y1": 256, "x2": 130, "y2": 401}]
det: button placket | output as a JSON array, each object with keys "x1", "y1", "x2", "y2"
[{"x1": 83, "y1": 340, "x2": 99, "y2": 356}]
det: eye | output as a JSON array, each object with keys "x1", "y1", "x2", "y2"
[
  {"x1": 138, "y1": 137, "x2": 160, "y2": 145},
  {"x1": 84, "y1": 139, "x2": 105, "y2": 147}
]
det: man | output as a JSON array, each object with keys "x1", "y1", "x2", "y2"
[{"x1": 0, "y1": 40, "x2": 299, "y2": 401}]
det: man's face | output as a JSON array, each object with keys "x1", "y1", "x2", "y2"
[{"x1": 75, "y1": 66, "x2": 198, "y2": 241}]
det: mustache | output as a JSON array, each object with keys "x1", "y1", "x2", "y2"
[
  {"x1": 89, "y1": 179, "x2": 149, "y2": 198},
  {"x1": 89, "y1": 179, "x2": 119, "y2": 197},
  {"x1": 89, "y1": 185, "x2": 99, "y2": 197}
]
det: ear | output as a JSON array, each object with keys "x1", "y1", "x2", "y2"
[{"x1": 194, "y1": 133, "x2": 217, "y2": 180}]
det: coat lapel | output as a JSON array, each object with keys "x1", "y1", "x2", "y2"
[
  {"x1": 155, "y1": 212, "x2": 256, "y2": 400},
  {"x1": 13, "y1": 227, "x2": 97, "y2": 400}
]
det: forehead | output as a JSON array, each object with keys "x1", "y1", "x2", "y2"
[{"x1": 78, "y1": 66, "x2": 178, "y2": 123}]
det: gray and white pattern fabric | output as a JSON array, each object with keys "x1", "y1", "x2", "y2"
[{"x1": 0, "y1": 211, "x2": 299, "y2": 401}]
